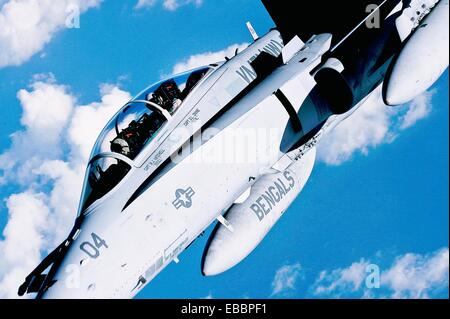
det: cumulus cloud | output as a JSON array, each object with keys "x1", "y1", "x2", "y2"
[
  {"x1": 0, "y1": 0, "x2": 102, "y2": 68},
  {"x1": 317, "y1": 88, "x2": 436, "y2": 165},
  {"x1": 271, "y1": 263, "x2": 302, "y2": 296},
  {"x1": 399, "y1": 89, "x2": 435, "y2": 130},
  {"x1": 0, "y1": 75, "x2": 75, "y2": 185},
  {"x1": 171, "y1": 43, "x2": 249, "y2": 74},
  {"x1": 135, "y1": 0, "x2": 203, "y2": 11},
  {"x1": 0, "y1": 75, "x2": 131, "y2": 298},
  {"x1": 68, "y1": 84, "x2": 132, "y2": 162},
  {"x1": 382, "y1": 248, "x2": 449, "y2": 298},
  {"x1": 135, "y1": 0, "x2": 156, "y2": 9},
  {"x1": 311, "y1": 248, "x2": 449, "y2": 299},
  {"x1": 313, "y1": 259, "x2": 371, "y2": 297},
  {"x1": 0, "y1": 192, "x2": 49, "y2": 298}
]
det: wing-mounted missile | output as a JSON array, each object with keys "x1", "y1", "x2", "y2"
[
  {"x1": 383, "y1": 0, "x2": 449, "y2": 106},
  {"x1": 201, "y1": 148, "x2": 316, "y2": 276}
]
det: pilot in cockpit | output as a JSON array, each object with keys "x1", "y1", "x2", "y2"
[
  {"x1": 110, "y1": 112, "x2": 165, "y2": 159},
  {"x1": 148, "y1": 79, "x2": 183, "y2": 115},
  {"x1": 181, "y1": 68, "x2": 209, "y2": 99},
  {"x1": 147, "y1": 68, "x2": 209, "y2": 114},
  {"x1": 110, "y1": 69, "x2": 209, "y2": 159}
]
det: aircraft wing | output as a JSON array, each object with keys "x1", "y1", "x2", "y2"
[{"x1": 261, "y1": 0, "x2": 399, "y2": 45}]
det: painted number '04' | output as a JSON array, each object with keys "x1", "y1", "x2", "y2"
[{"x1": 80, "y1": 233, "x2": 108, "y2": 259}]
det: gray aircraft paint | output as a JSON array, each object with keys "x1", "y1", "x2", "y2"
[{"x1": 250, "y1": 171, "x2": 295, "y2": 221}]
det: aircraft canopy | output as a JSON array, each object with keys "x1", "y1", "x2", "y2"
[{"x1": 78, "y1": 66, "x2": 212, "y2": 214}]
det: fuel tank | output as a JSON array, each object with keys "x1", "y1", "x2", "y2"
[
  {"x1": 383, "y1": 0, "x2": 449, "y2": 106},
  {"x1": 201, "y1": 148, "x2": 316, "y2": 276}
]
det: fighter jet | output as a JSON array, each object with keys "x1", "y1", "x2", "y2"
[{"x1": 18, "y1": 0, "x2": 449, "y2": 298}]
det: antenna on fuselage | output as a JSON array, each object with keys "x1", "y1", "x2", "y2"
[{"x1": 246, "y1": 21, "x2": 259, "y2": 41}]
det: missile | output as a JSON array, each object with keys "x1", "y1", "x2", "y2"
[
  {"x1": 202, "y1": 148, "x2": 316, "y2": 276},
  {"x1": 383, "y1": 0, "x2": 449, "y2": 106}
]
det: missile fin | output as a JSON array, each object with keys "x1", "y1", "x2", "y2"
[{"x1": 217, "y1": 215, "x2": 234, "y2": 233}]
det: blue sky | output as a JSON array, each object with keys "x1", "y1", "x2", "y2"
[{"x1": 0, "y1": 0, "x2": 448, "y2": 299}]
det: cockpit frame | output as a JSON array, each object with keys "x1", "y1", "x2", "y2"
[
  {"x1": 131, "y1": 100, "x2": 172, "y2": 121},
  {"x1": 90, "y1": 152, "x2": 134, "y2": 167}
]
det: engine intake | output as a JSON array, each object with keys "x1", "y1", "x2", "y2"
[{"x1": 314, "y1": 67, "x2": 354, "y2": 115}]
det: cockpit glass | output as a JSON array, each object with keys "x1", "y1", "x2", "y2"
[
  {"x1": 135, "y1": 66, "x2": 211, "y2": 114},
  {"x1": 93, "y1": 101, "x2": 168, "y2": 160},
  {"x1": 80, "y1": 156, "x2": 131, "y2": 213},
  {"x1": 91, "y1": 66, "x2": 211, "y2": 161},
  {"x1": 78, "y1": 66, "x2": 212, "y2": 214}
]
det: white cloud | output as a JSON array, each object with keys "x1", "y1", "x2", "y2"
[
  {"x1": 163, "y1": 0, "x2": 203, "y2": 11},
  {"x1": 171, "y1": 43, "x2": 249, "y2": 74},
  {"x1": 0, "y1": 0, "x2": 102, "y2": 68},
  {"x1": 312, "y1": 248, "x2": 449, "y2": 299},
  {"x1": 271, "y1": 263, "x2": 302, "y2": 296},
  {"x1": 135, "y1": 0, "x2": 156, "y2": 9},
  {"x1": 32, "y1": 160, "x2": 85, "y2": 246},
  {"x1": 317, "y1": 88, "x2": 436, "y2": 165},
  {"x1": 399, "y1": 89, "x2": 435, "y2": 130},
  {"x1": 317, "y1": 88, "x2": 393, "y2": 165},
  {"x1": 312, "y1": 259, "x2": 371, "y2": 297},
  {"x1": 68, "y1": 84, "x2": 132, "y2": 162},
  {"x1": 135, "y1": 0, "x2": 203, "y2": 11},
  {"x1": 0, "y1": 74, "x2": 75, "y2": 185},
  {"x1": 0, "y1": 75, "x2": 131, "y2": 298},
  {"x1": 18, "y1": 76, "x2": 74, "y2": 142},
  {"x1": 0, "y1": 192, "x2": 50, "y2": 298},
  {"x1": 382, "y1": 248, "x2": 449, "y2": 298}
]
